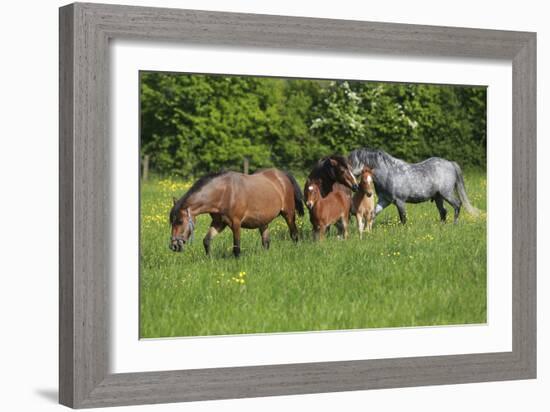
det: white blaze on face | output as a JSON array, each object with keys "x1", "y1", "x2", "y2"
[
  {"x1": 366, "y1": 175, "x2": 372, "y2": 184},
  {"x1": 306, "y1": 185, "x2": 315, "y2": 208}
]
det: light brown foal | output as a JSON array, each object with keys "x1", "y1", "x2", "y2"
[
  {"x1": 352, "y1": 166, "x2": 376, "y2": 238},
  {"x1": 304, "y1": 183, "x2": 351, "y2": 240}
]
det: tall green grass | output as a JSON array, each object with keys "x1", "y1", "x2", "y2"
[{"x1": 140, "y1": 171, "x2": 486, "y2": 338}]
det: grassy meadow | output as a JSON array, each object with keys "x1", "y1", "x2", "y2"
[{"x1": 140, "y1": 171, "x2": 487, "y2": 338}]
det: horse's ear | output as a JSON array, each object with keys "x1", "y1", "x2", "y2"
[
  {"x1": 172, "y1": 197, "x2": 178, "y2": 206},
  {"x1": 329, "y1": 158, "x2": 338, "y2": 167}
]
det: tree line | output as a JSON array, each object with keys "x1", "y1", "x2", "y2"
[{"x1": 140, "y1": 72, "x2": 486, "y2": 177}]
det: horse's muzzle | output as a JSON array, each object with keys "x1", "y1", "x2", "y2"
[{"x1": 170, "y1": 239, "x2": 184, "y2": 252}]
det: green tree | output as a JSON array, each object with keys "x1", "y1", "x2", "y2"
[{"x1": 140, "y1": 72, "x2": 486, "y2": 177}]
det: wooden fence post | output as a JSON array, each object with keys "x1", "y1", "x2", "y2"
[
  {"x1": 243, "y1": 157, "x2": 249, "y2": 175},
  {"x1": 142, "y1": 154, "x2": 150, "y2": 181}
]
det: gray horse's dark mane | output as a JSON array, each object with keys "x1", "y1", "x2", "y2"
[{"x1": 169, "y1": 170, "x2": 228, "y2": 223}]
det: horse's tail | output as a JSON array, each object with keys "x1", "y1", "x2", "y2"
[
  {"x1": 452, "y1": 161, "x2": 480, "y2": 216},
  {"x1": 283, "y1": 171, "x2": 305, "y2": 216}
]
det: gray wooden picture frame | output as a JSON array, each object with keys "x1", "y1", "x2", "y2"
[{"x1": 59, "y1": 2, "x2": 536, "y2": 408}]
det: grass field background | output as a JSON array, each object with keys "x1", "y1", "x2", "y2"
[{"x1": 140, "y1": 171, "x2": 487, "y2": 338}]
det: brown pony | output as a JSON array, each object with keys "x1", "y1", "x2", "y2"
[
  {"x1": 169, "y1": 169, "x2": 304, "y2": 257},
  {"x1": 304, "y1": 182, "x2": 351, "y2": 240},
  {"x1": 352, "y1": 166, "x2": 376, "y2": 238}
]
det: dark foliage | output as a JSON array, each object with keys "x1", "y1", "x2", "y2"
[{"x1": 141, "y1": 73, "x2": 486, "y2": 177}]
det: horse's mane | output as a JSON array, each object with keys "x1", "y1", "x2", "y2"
[
  {"x1": 308, "y1": 154, "x2": 349, "y2": 180},
  {"x1": 351, "y1": 147, "x2": 399, "y2": 169},
  {"x1": 306, "y1": 155, "x2": 350, "y2": 197},
  {"x1": 169, "y1": 170, "x2": 228, "y2": 223}
]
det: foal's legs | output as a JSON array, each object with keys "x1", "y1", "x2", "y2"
[
  {"x1": 203, "y1": 217, "x2": 226, "y2": 256},
  {"x1": 313, "y1": 227, "x2": 321, "y2": 241},
  {"x1": 281, "y1": 210, "x2": 299, "y2": 243},
  {"x1": 341, "y1": 214, "x2": 349, "y2": 239},
  {"x1": 259, "y1": 224, "x2": 270, "y2": 250},
  {"x1": 356, "y1": 212, "x2": 365, "y2": 239},
  {"x1": 319, "y1": 225, "x2": 327, "y2": 241},
  {"x1": 366, "y1": 210, "x2": 374, "y2": 232},
  {"x1": 313, "y1": 224, "x2": 327, "y2": 241},
  {"x1": 335, "y1": 219, "x2": 348, "y2": 240},
  {"x1": 335, "y1": 220, "x2": 343, "y2": 238},
  {"x1": 434, "y1": 194, "x2": 448, "y2": 223}
]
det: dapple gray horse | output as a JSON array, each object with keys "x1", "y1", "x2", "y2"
[{"x1": 348, "y1": 148, "x2": 479, "y2": 224}]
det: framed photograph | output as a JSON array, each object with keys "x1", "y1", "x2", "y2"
[{"x1": 59, "y1": 2, "x2": 536, "y2": 408}]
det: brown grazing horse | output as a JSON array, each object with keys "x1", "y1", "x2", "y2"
[
  {"x1": 304, "y1": 155, "x2": 358, "y2": 197},
  {"x1": 169, "y1": 169, "x2": 304, "y2": 257},
  {"x1": 352, "y1": 166, "x2": 376, "y2": 238},
  {"x1": 304, "y1": 183, "x2": 351, "y2": 240}
]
